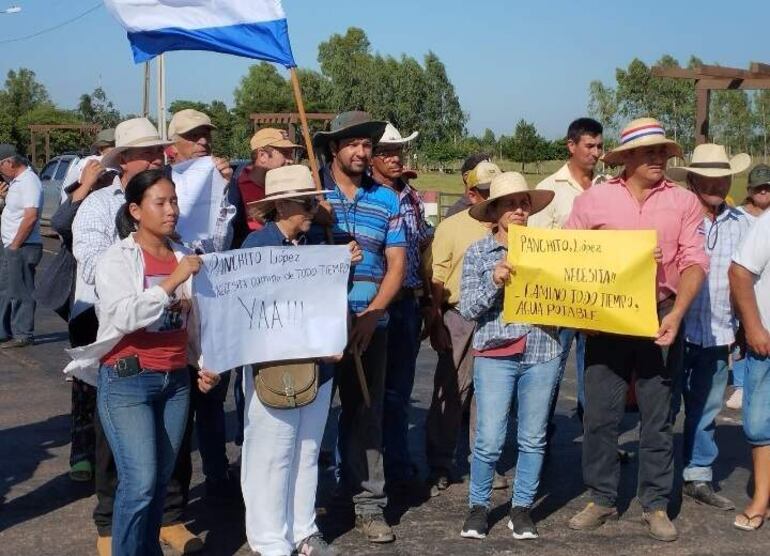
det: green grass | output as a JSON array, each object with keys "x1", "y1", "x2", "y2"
[{"x1": 412, "y1": 158, "x2": 751, "y2": 205}]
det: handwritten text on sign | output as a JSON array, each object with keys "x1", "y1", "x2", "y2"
[
  {"x1": 193, "y1": 245, "x2": 351, "y2": 373},
  {"x1": 503, "y1": 226, "x2": 658, "y2": 337}
]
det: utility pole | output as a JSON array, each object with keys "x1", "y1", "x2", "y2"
[
  {"x1": 157, "y1": 54, "x2": 167, "y2": 139},
  {"x1": 142, "y1": 62, "x2": 150, "y2": 118}
]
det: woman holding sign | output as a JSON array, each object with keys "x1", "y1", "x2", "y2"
[
  {"x1": 458, "y1": 172, "x2": 559, "y2": 541},
  {"x1": 239, "y1": 165, "x2": 361, "y2": 556},
  {"x1": 64, "y1": 169, "x2": 220, "y2": 556}
]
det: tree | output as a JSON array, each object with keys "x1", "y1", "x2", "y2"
[
  {"x1": 421, "y1": 51, "x2": 466, "y2": 145},
  {"x1": 77, "y1": 87, "x2": 121, "y2": 128},
  {"x1": 506, "y1": 120, "x2": 542, "y2": 171},
  {"x1": 753, "y1": 90, "x2": 770, "y2": 159},
  {"x1": 233, "y1": 62, "x2": 293, "y2": 121},
  {"x1": 18, "y1": 104, "x2": 86, "y2": 165},
  {"x1": 587, "y1": 80, "x2": 618, "y2": 138},
  {"x1": 711, "y1": 90, "x2": 753, "y2": 154},
  {"x1": 0, "y1": 68, "x2": 52, "y2": 148},
  {"x1": 317, "y1": 27, "x2": 373, "y2": 112}
]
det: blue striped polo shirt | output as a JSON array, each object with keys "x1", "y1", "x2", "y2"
[{"x1": 320, "y1": 165, "x2": 406, "y2": 317}]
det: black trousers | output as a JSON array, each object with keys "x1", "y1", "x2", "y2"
[{"x1": 581, "y1": 320, "x2": 684, "y2": 511}]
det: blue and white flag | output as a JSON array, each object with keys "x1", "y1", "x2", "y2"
[{"x1": 104, "y1": 0, "x2": 296, "y2": 67}]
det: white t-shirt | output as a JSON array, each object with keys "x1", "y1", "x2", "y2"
[
  {"x1": 1, "y1": 167, "x2": 43, "y2": 247},
  {"x1": 733, "y1": 209, "x2": 770, "y2": 330}
]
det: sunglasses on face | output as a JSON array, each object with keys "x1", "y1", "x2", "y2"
[{"x1": 286, "y1": 196, "x2": 320, "y2": 211}]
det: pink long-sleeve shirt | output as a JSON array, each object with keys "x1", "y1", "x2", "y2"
[{"x1": 564, "y1": 176, "x2": 709, "y2": 302}]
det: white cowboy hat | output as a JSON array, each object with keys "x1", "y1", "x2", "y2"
[
  {"x1": 101, "y1": 117, "x2": 172, "y2": 169},
  {"x1": 666, "y1": 143, "x2": 751, "y2": 181},
  {"x1": 377, "y1": 122, "x2": 419, "y2": 145},
  {"x1": 603, "y1": 117, "x2": 683, "y2": 166},
  {"x1": 469, "y1": 172, "x2": 554, "y2": 223},
  {"x1": 247, "y1": 165, "x2": 328, "y2": 220}
]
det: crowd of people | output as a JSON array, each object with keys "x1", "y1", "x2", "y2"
[{"x1": 1, "y1": 107, "x2": 770, "y2": 556}]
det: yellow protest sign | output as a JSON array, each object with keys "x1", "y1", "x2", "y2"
[{"x1": 503, "y1": 225, "x2": 659, "y2": 337}]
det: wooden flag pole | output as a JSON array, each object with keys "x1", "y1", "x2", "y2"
[
  {"x1": 289, "y1": 67, "x2": 322, "y2": 191},
  {"x1": 288, "y1": 66, "x2": 371, "y2": 407}
]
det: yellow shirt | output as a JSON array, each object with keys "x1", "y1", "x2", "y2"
[
  {"x1": 430, "y1": 208, "x2": 489, "y2": 306},
  {"x1": 528, "y1": 163, "x2": 591, "y2": 229}
]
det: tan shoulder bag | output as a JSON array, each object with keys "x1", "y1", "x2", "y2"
[{"x1": 252, "y1": 359, "x2": 319, "y2": 409}]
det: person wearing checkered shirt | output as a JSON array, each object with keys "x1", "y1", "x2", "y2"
[{"x1": 667, "y1": 144, "x2": 752, "y2": 512}]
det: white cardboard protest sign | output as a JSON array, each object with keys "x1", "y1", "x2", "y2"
[
  {"x1": 172, "y1": 156, "x2": 227, "y2": 241},
  {"x1": 193, "y1": 245, "x2": 351, "y2": 373}
]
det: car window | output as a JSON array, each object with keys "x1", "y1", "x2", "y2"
[
  {"x1": 40, "y1": 161, "x2": 58, "y2": 181},
  {"x1": 54, "y1": 159, "x2": 71, "y2": 180}
]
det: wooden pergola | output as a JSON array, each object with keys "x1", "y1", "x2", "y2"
[
  {"x1": 28, "y1": 124, "x2": 101, "y2": 166},
  {"x1": 249, "y1": 112, "x2": 335, "y2": 145},
  {"x1": 651, "y1": 62, "x2": 770, "y2": 145}
]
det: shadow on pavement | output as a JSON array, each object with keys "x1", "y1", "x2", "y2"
[{"x1": 0, "y1": 414, "x2": 93, "y2": 533}]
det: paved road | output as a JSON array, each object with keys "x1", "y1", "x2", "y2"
[{"x1": 0, "y1": 235, "x2": 767, "y2": 555}]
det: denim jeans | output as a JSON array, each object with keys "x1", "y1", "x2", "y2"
[
  {"x1": 97, "y1": 365, "x2": 190, "y2": 556},
  {"x1": 673, "y1": 344, "x2": 730, "y2": 482},
  {"x1": 0, "y1": 243, "x2": 42, "y2": 340},
  {"x1": 469, "y1": 354, "x2": 561, "y2": 509},
  {"x1": 743, "y1": 352, "x2": 770, "y2": 446},
  {"x1": 383, "y1": 295, "x2": 422, "y2": 482},
  {"x1": 732, "y1": 351, "x2": 746, "y2": 389}
]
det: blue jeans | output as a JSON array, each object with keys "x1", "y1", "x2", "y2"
[
  {"x1": 0, "y1": 243, "x2": 42, "y2": 340},
  {"x1": 744, "y1": 353, "x2": 770, "y2": 446},
  {"x1": 557, "y1": 328, "x2": 586, "y2": 411},
  {"x1": 732, "y1": 350, "x2": 746, "y2": 389},
  {"x1": 97, "y1": 365, "x2": 190, "y2": 556},
  {"x1": 673, "y1": 344, "x2": 730, "y2": 482},
  {"x1": 469, "y1": 355, "x2": 561, "y2": 509},
  {"x1": 383, "y1": 295, "x2": 422, "y2": 481}
]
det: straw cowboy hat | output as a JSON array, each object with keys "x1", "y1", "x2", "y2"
[
  {"x1": 603, "y1": 117, "x2": 683, "y2": 166},
  {"x1": 248, "y1": 165, "x2": 328, "y2": 221},
  {"x1": 469, "y1": 172, "x2": 554, "y2": 223},
  {"x1": 312, "y1": 111, "x2": 387, "y2": 151},
  {"x1": 102, "y1": 117, "x2": 172, "y2": 169},
  {"x1": 377, "y1": 122, "x2": 419, "y2": 145},
  {"x1": 667, "y1": 143, "x2": 750, "y2": 182}
]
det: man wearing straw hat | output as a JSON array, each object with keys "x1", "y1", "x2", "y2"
[
  {"x1": 371, "y1": 122, "x2": 434, "y2": 492},
  {"x1": 565, "y1": 117, "x2": 709, "y2": 542},
  {"x1": 313, "y1": 111, "x2": 406, "y2": 543},
  {"x1": 666, "y1": 144, "x2": 751, "y2": 512}
]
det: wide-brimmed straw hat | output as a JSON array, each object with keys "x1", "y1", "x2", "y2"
[
  {"x1": 666, "y1": 143, "x2": 751, "y2": 182},
  {"x1": 469, "y1": 172, "x2": 554, "y2": 223},
  {"x1": 102, "y1": 118, "x2": 172, "y2": 169},
  {"x1": 312, "y1": 111, "x2": 387, "y2": 150},
  {"x1": 377, "y1": 122, "x2": 419, "y2": 145},
  {"x1": 603, "y1": 117, "x2": 683, "y2": 166},
  {"x1": 247, "y1": 165, "x2": 328, "y2": 220}
]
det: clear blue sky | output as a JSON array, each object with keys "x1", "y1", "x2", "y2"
[{"x1": 0, "y1": 0, "x2": 767, "y2": 139}]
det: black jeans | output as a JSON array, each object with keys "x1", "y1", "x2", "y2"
[{"x1": 581, "y1": 324, "x2": 684, "y2": 511}]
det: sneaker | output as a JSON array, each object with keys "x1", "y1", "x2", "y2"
[
  {"x1": 460, "y1": 505, "x2": 488, "y2": 539},
  {"x1": 683, "y1": 481, "x2": 735, "y2": 511},
  {"x1": 297, "y1": 532, "x2": 337, "y2": 555},
  {"x1": 355, "y1": 513, "x2": 395, "y2": 543},
  {"x1": 725, "y1": 388, "x2": 743, "y2": 410},
  {"x1": 507, "y1": 506, "x2": 538, "y2": 540},
  {"x1": 641, "y1": 510, "x2": 678, "y2": 542},
  {"x1": 0, "y1": 337, "x2": 32, "y2": 349},
  {"x1": 568, "y1": 502, "x2": 618, "y2": 530}
]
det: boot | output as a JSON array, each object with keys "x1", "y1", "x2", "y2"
[{"x1": 159, "y1": 523, "x2": 204, "y2": 554}]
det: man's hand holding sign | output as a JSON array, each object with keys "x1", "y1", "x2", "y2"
[{"x1": 502, "y1": 225, "x2": 660, "y2": 337}]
